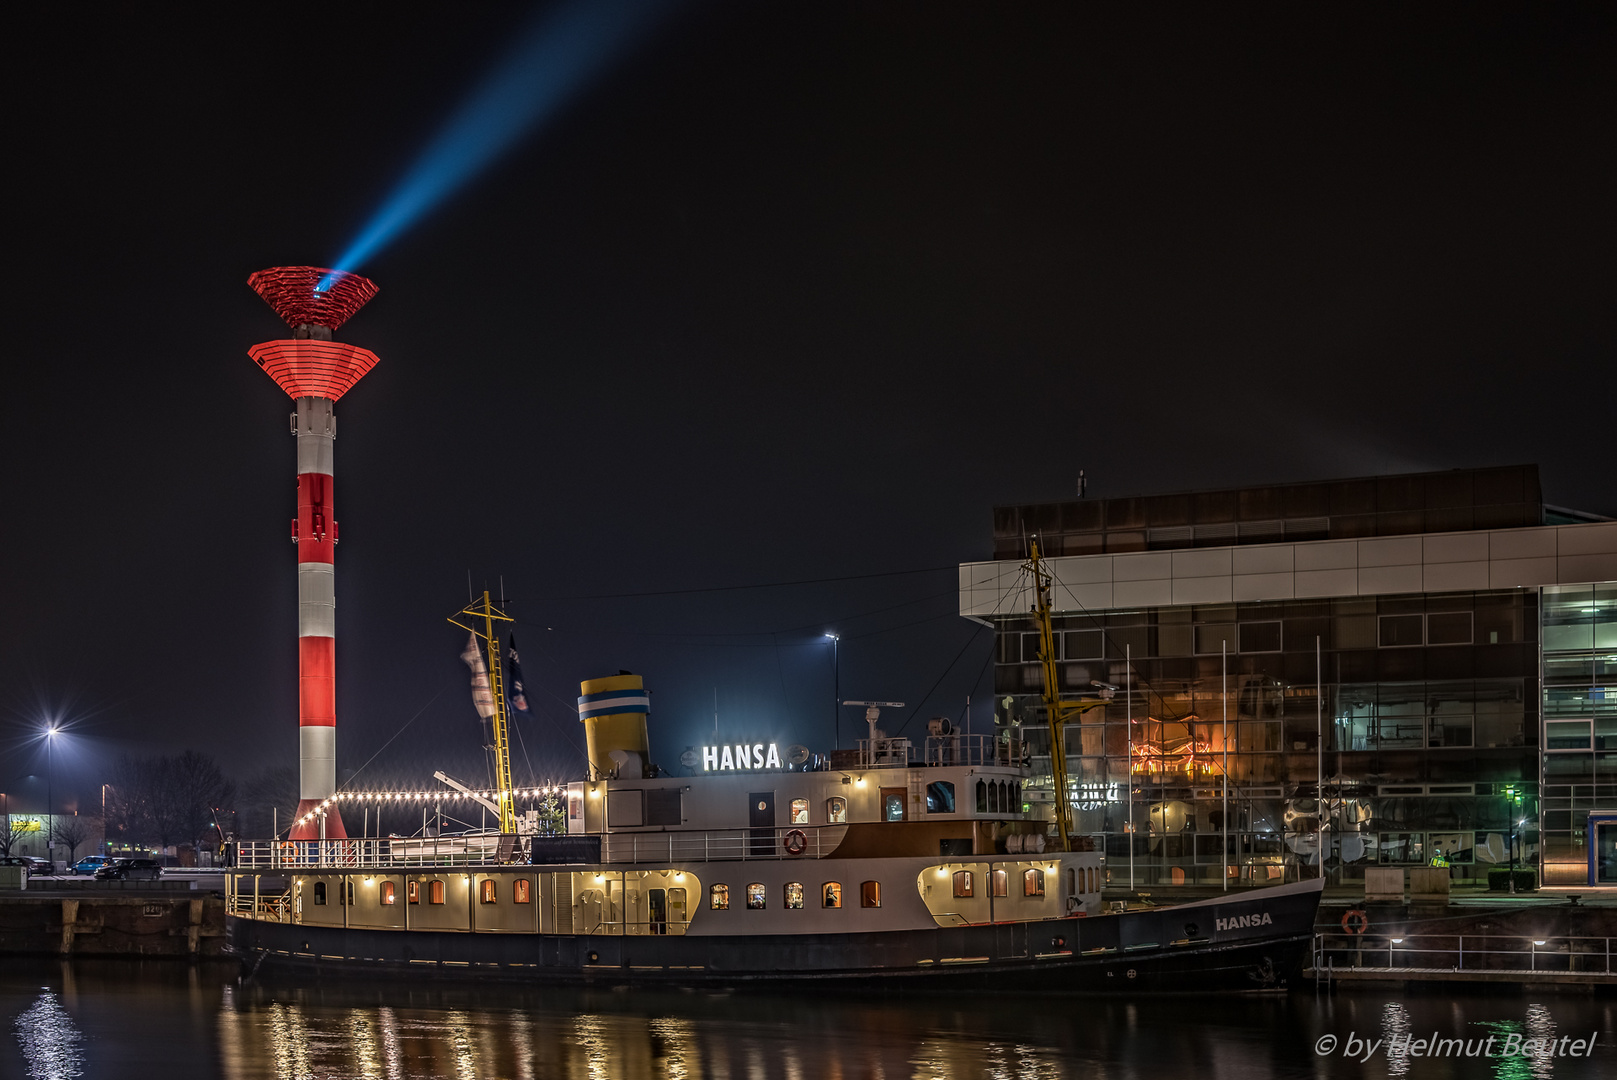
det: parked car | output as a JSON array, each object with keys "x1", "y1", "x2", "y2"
[
  {"x1": 72, "y1": 855, "x2": 113, "y2": 875},
  {"x1": 20, "y1": 856, "x2": 53, "y2": 875},
  {"x1": 94, "y1": 858, "x2": 162, "y2": 881},
  {"x1": 0, "y1": 856, "x2": 31, "y2": 878}
]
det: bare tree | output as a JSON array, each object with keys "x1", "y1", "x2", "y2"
[
  {"x1": 239, "y1": 765, "x2": 299, "y2": 838},
  {"x1": 173, "y1": 750, "x2": 235, "y2": 852},
  {"x1": 51, "y1": 815, "x2": 91, "y2": 863},
  {"x1": 0, "y1": 815, "x2": 17, "y2": 856},
  {"x1": 105, "y1": 755, "x2": 153, "y2": 847}
]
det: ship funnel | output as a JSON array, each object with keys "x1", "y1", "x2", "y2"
[{"x1": 578, "y1": 673, "x2": 651, "y2": 779}]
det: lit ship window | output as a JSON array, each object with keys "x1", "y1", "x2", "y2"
[
  {"x1": 710, "y1": 884, "x2": 729, "y2": 910},
  {"x1": 991, "y1": 869, "x2": 1008, "y2": 897},
  {"x1": 790, "y1": 799, "x2": 810, "y2": 824},
  {"x1": 784, "y1": 882, "x2": 804, "y2": 909},
  {"x1": 407, "y1": 880, "x2": 420, "y2": 904},
  {"x1": 1024, "y1": 868, "x2": 1045, "y2": 898},
  {"x1": 429, "y1": 880, "x2": 446, "y2": 905},
  {"x1": 861, "y1": 881, "x2": 881, "y2": 908},
  {"x1": 380, "y1": 881, "x2": 396, "y2": 906},
  {"x1": 822, "y1": 882, "x2": 842, "y2": 908},
  {"x1": 514, "y1": 879, "x2": 532, "y2": 904},
  {"x1": 952, "y1": 870, "x2": 973, "y2": 898},
  {"x1": 826, "y1": 797, "x2": 847, "y2": 823},
  {"x1": 746, "y1": 883, "x2": 766, "y2": 909},
  {"x1": 480, "y1": 879, "x2": 497, "y2": 904}
]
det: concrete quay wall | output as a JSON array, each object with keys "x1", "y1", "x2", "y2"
[{"x1": 0, "y1": 891, "x2": 227, "y2": 958}]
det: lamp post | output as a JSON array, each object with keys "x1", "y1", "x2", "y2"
[
  {"x1": 825, "y1": 633, "x2": 840, "y2": 750},
  {"x1": 45, "y1": 726, "x2": 57, "y2": 871},
  {"x1": 101, "y1": 785, "x2": 110, "y2": 856}
]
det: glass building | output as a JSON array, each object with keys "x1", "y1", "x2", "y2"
[{"x1": 958, "y1": 466, "x2": 1617, "y2": 888}]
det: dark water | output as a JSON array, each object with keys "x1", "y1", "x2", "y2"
[{"x1": 4, "y1": 960, "x2": 1616, "y2": 1079}]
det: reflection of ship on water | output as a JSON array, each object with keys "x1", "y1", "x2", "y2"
[{"x1": 226, "y1": 556, "x2": 1321, "y2": 991}]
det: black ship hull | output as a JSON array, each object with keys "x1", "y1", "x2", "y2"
[{"x1": 229, "y1": 878, "x2": 1322, "y2": 993}]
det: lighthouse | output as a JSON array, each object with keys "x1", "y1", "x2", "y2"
[{"x1": 246, "y1": 266, "x2": 381, "y2": 839}]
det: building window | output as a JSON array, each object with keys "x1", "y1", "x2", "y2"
[
  {"x1": 407, "y1": 880, "x2": 420, "y2": 905},
  {"x1": 926, "y1": 781, "x2": 955, "y2": 814},
  {"x1": 991, "y1": 869, "x2": 1008, "y2": 897},
  {"x1": 1547, "y1": 721, "x2": 1593, "y2": 750},
  {"x1": 861, "y1": 880, "x2": 881, "y2": 908},
  {"x1": 746, "y1": 883, "x2": 766, "y2": 909},
  {"x1": 1379, "y1": 614, "x2": 1424, "y2": 647},
  {"x1": 790, "y1": 799, "x2": 810, "y2": 824},
  {"x1": 1024, "y1": 868, "x2": 1045, "y2": 897},
  {"x1": 513, "y1": 879, "x2": 532, "y2": 904},
  {"x1": 822, "y1": 882, "x2": 842, "y2": 908},
  {"x1": 480, "y1": 879, "x2": 497, "y2": 904},
  {"x1": 313, "y1": 882, "x2": 326, "y2": 906},
  {"x1": 710, "y1": 884, "x2": 729, "y2": 910},
  {"x1": 1195, "y1": 624, "x2": 1235, "y2": 655},
  {"x1": 784, "y1": 882, "x2": 804, "y2": 909},
  {"x1": 1427, "y1": 611, "x2": 1473, "y2": 645},
  {"x1": 1239, "y1": 621, "x2": 1282, "y2": 653},
  {"x1": 1022, "y1": 632, "x2": 1051, "y2": 661},
  {"x1": 380, "y1": 881, "x2": 396, "y2": 906},
  {"x1": 429, "y1": 880, "x2": 446, "y2": 905},
  {"x1": 952, "y1": 870, "x2": 973, "y2": 898},
  {"x1": 1064, "y1": 629, "x2": 1104, "y2": 660},
  {"x1": 826, "y1": 797, "x2": 847, "y2": 823}
]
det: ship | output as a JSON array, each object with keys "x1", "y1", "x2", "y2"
[{"x1": 226, "y1": 553, "x2": 1324, "y2": 990}]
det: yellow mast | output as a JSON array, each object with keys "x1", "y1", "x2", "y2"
[
  {"x1": 448, "y1": 591, "x2": 517, "y2": 835},
  {"x1": 1026, "y1": 538, "x2": 1110, "y2": 853}
]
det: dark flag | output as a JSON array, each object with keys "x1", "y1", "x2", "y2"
[{"x1": 507, "y1": 634, "x2": 533, "y2": 717}]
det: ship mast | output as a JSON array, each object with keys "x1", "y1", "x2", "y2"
[
  {"x1": 448, "y1": 591, "x2": 518, "y2": 834},
  {"x1": 1026, "y1": 538, "x2": 1110, "y2": 853}
]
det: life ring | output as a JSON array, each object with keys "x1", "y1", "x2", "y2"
[
  {"x1": 783, "y1": 829, "x2": 808, "y2": 856},
  {"x1": 1341, "y1": 909, "x2": 1369, "y2": 935}
]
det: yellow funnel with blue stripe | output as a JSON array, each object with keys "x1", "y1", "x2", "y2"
[{"x1": 578, "y1": 673, "x2": 650, "y2": 779}]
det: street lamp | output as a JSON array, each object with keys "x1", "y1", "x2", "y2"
[
  {"x1": 825, "y1": 633, "x2": 840, "y2": 750},
  {"x1": 44, "y1": 726, "x2": 57, "y2": 871}
]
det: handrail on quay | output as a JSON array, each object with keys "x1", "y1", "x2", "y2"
[{"x1": 1314, "y1": 932, "x2": 1617, "y2": 979}]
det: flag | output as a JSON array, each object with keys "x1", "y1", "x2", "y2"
[
  {"x1": 507, "y1": 635, "x2": 533, "y2": 717},
  {"x1": 461, "y1": 633, "x2": 495, "y2": 719}
]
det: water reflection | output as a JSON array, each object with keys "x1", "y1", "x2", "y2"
[
  {"x1": 4, "y1": 960, "x2": 1617, "y2": 1079},
  {"x1": 13, "y1": 988, "x2": 84, "y2": 1080}
]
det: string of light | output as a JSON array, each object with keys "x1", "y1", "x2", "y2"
[{"x1": 294, "y1": 786, "x2": 567, "y2": 827}]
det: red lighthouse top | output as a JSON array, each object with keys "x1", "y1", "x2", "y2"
[
  {"x1": 247, "y1": 266, "x2": 381, "y2": 401},
  {"x1": 247, "y1": 266, "x2": 379, "y2": 331}
]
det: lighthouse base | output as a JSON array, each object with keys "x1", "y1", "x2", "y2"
[{"x1": 289, "y1": 801, "x2": 348, "y2": 839}]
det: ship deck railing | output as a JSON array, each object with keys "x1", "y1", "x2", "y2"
[
  {"x1": 856, "y1": 734, "x2": 1025, "y2": 769},
  {"x1": 232, "y1": 825, "x2": 850, "y2": 870}
]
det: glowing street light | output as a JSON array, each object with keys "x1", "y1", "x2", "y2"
[
  {"x1": 44, "y1": 725, "x2": 58, "y2": 870},
  {"x1": 825, "y1": 633, "x2": 840, "y2": 750}
]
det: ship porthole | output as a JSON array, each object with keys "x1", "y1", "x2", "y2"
[
  {"x1": 1127, "y1": 969, "x2": 1136, "y2": 979},
  {"x1": 587, "y1": 951, "x2": 599, "y2": 962}
]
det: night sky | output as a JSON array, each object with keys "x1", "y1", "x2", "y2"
[{"x1": 5, "y1": 4, "x2": 1614, "y2": 816}]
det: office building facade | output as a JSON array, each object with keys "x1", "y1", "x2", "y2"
[{"x1": 958, "y1": 466, "x2": 1617, "y2": 888}]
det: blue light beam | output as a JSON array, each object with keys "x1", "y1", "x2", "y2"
[{"x1": 330, "y1": 0, "x2": 680, "y2": 275}]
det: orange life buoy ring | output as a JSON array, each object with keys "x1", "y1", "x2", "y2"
[
  {"x1": 1341, "y1": 908, "x2": 1369, "y2": 935},
  {"x1": 783, "y1": 829, "x2": 808, "y2": 855}
]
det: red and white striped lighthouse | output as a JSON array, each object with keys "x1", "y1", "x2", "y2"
[{"x1": 246, "y1": 267, "x2": 381, "y2": 840}]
